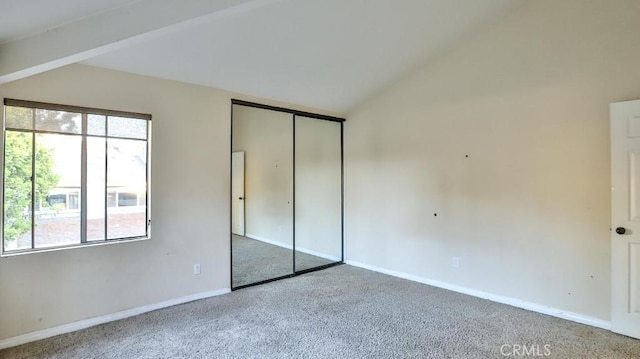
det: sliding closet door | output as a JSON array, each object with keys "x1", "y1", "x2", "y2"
[
  {"x1": 231, "y1": 100, "x2": 344, "y2": 290},
  {"x1": 294, "y1": 116, "x2": 342, "y2": 272},
  {"x1": 231, "y1": 105, "x2": 293, "y2": 288}
]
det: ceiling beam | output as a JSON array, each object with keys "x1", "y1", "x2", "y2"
[{"x1": 0, "y1": 0, "x2": 277, "y2": 84}]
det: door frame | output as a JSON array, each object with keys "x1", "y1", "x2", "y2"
[
  {"x1": 229, "y1": 99, "x2": 346, "y2": 290},
  {"x1": 231, "y1": 151, "x2": 245, "y2": 236}
]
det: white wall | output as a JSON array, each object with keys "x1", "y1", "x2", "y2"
[{"x1": 345, "y1": 0, "x2": 640, "y2": 322}]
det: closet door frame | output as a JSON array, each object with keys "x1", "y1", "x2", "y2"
[{"x1": 230, "y1": 99, "x2": 345, "y2": 290}]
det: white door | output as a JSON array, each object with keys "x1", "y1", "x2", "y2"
[
  {"x1": 611, "y1": 99, "x2": 640, "y2": 339},
  {"x1": 231, "y1": 151, "x2": 245, "y2": 236}
]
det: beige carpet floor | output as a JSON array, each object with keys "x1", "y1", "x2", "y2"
[{"x1": 1, "y1": 265, "x2": 639, "y2": 358}]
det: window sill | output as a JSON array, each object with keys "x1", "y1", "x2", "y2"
[{"x1": 0, "y1": 236, "x2": 150, "y2": 257}]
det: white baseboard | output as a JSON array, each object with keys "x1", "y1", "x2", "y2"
[
  {"x1": 345, "y1": 260, "x2": 611, "y2": 330},
  {"x1": 245, "y1": 233, "x2": 341, "y2": 262},
  {"x1": 0, "y1": 288, "x2": 230, "y2": 350},
  {"x1": 246, "y1": 233, "x2": 292, "y2": 250},
  {"x1": 296, "y1": 246, "x2": 341, "y2": 262}
]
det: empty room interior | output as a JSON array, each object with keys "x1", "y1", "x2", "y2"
[{"x1": 2, "y1": 0, "x2": 640, "y2": 358}]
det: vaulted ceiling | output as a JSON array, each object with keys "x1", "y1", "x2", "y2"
[{"x1": 0, "y1": 0, "x2": 523, "y2": 113}]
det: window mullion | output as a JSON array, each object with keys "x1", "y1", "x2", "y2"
[
  {"x1": 146, "y1": 125, "x2": 150, "y2": 238},
  {"x1": 30, "y1": 107, "x2": 36, "y2": 250},
  {"x1": 104, "y1": 119, "x2": 108, "y2": 241},
  {"x1": 80, "y1": 114, "x2": 88, "y2": 243},
  {"x1": 31, "y1": 132, "x2": 35, "y2": 250}
]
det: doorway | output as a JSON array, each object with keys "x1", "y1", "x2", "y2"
[{"x1": 231, "y1": 151, "x2": 245, "y2": 236}]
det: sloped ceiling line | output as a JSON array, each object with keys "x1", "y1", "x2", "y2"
[{"x1": 0, "y1": 0, "x2": 283, "y2": 84}]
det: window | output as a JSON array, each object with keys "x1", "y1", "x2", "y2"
[
  {"x1": 2, "y1": 99, "x2": 151, "y2": 254},
  {"x1": 117, "y1": 192, "x2": 138, "y2": 207},
  {"x1": 68, "y1": 192, "x2": 79, "y2": 210},
  {"x1": 47, "y1": 194, "x2": 68, "y2": 208},
  {"x1": 41, "y1": 191, "x2": 80, "y2": 211}
]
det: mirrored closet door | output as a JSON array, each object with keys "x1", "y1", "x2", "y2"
[
  {"x1": 294, "y1": 116, "x2": 342, "y2": 272},
  {"x1": 231, "y1": 100, "x2": 344, "y2": 289},
  {"x1": 231, "y1": 104, "x2": 294, "y2": 288}
]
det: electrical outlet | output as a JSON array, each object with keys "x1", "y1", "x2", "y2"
[
  {"x1": 193, "y1": 263, "x2": 201, "y2": 275},
  {"x1": 452, "y1": 257, "x2": 460, "y2": 268}
]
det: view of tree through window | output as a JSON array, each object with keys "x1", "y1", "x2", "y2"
[{"x1": 2, "y1": 100, "x2": 151, "y2": 253}]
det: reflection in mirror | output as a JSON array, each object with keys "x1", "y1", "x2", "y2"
[
  {"x1": 231, "y1": 105, "x2": 294, "y2": 288},
  {"x1": 294, "y1": 116, "x2": 342, "y2": 272}
]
